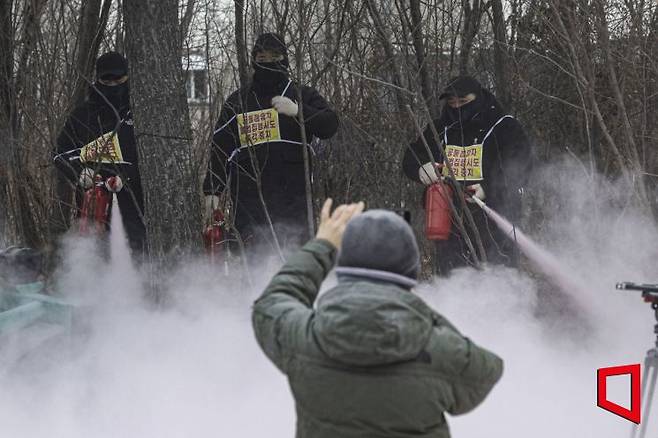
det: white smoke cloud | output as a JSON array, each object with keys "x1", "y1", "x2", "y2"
[
  {"x1": 429, "y1": 157, "x2": 658, "y2": 437},
  {"x1": 1, "y1": 161, "x2": 656, "y2": 437}
]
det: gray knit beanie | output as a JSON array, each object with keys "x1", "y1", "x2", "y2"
[{"x1": 336, "y1": 210, "x2": 420, "y2": 287}]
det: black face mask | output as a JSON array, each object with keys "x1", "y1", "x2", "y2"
[
  {"x1": 94, "y1": 81, "x2": 130, "y2": 110},
  {"x1": 252, "y1": 60, "x2": 288, "y2": 89},
  {"x1": 446, "y1": 98, "x2": 481, "y2": 123}
]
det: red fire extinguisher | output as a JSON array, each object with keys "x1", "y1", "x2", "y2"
[
  {"x1": 203, "y1": 209, "x2": 225, "y2": 259},
  {"x1": 425, "y1": 181, "x2": 453, "y2": 240},
  {"x1": 79, "y1": 175, "x2": 113, "y2": 235}
]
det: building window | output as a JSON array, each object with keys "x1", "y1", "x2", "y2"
[
  {"x1": 186, "y1": 73, "x2": 194, "y2": 100},
  {"x1": 193, "y1": 70, "x2": 208, "y2": 100},
  {"x1": 183, "y1": 53, "x2": 209, "y2": 103},
  {"x1": 185, "y1": 69, "x2": 208, "y2": 102}
]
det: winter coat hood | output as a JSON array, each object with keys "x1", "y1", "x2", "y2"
[
  {"x1": 251, "y1": 33, "x2": 289, "y2": 91},
  {"x1": 313, "y1": 282, "x2": 434, "y2": 366},
  {"x1": 96, "y1": 51, "x2": 128, "y2": 80},
  {"x1": 439, "y1": 88, "x2": 505, "y2": 127},
  {"x1": 336, "y1": 209, "x2": 421, "y2": 282},
  {"x1": 252, "y1": 239, "x2": 504, "y2": 438},
  {"x1": 251, "y1": 32, "x2": 288, "y2": 59}
]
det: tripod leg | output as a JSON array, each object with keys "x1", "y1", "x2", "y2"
[
  {"x1": 637, "y1": 360, "x2": 658, "y2": 438},
  {"x1": 631, "y1": 358, "x2": 654, "y2": 438}
]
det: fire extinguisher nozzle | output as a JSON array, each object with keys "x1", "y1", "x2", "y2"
[{"x1": 471, "y1": 196, "x2": 486, "y2": 209}]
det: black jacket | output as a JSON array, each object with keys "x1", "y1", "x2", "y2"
[
  {"x1": 54, "y1": 85, "x2": 140, "y2": 190},
  {"x1": 53, "y1": 84, "x2": 146, "y2": 252},
  {"x1": 203, "y1": 78, "x2": 338, "y2": 235},
  {"x1": 203, "y1": 80, "x2": 338, "y2": 198},
  {"x1": 402, "y1": 91, "x2": 531, "y2": 221}
]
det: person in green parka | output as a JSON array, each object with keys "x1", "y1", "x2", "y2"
[{"x1": 252, "y1": 199, "x2": 503, "y2": 438}]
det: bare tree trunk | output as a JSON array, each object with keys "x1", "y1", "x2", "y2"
[
  {"x1": 123, "y1": 0, "x2": 202, "y2": 274},
  {"x1": 365, "y1": 0, "x2": 408, "y2": 110},
  {"x1": 592, "y1": 0, "x2": 650, "y2": 208},
  {"x1": 296, "y1": 0, "x2": 315, "y2": 238},
  {"x1": 269, "y1": 0, "x2": 290, "y2": 37},
  {"x1": 180, "y1": 0, "x2": 197, "y2": 45},
  {"x1": 322, "y1": 0, "x2": 340, "y2": 103},
  {"x1": 0, "y1": 0, "x2": 13, "y2": 244},
  {"x1": 1, "y1": 0, "x2": 47, "y2": 247},
  {"x1": 115, "y1": 0, "x2": 125, "y2": 52},
  {"x1": 550, "y1": 0, "x2": 650, "y2": 209},
  {"x1": 490, "y1": 0, "x2": 511, "y2": 109},
  {"x1": 234, "y1": 0, "x2": 249, "y2": 88},
  {"x1": 70, "y1": 0, "x2": 112, "y2": 108},
  {"x1": 409, "y1": 0, "x2": 433, "y2": 106},
  {"x1": 459, "y1": 0, "x2": 483, "y2": 74}
]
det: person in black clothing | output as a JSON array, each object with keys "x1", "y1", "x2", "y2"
[
  {"x1": 203, "y1": 33, "x2": 339, "y2": 253},
  {"x1": 402, "y1": 76, "x2": 531, "y2": 274},
  {"x1": 54, "y1": 52, "x2": 146, "y2": 256}
]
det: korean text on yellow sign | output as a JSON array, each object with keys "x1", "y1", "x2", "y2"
[
  {"x1": 238, "y1": 108, "x2": 281, "y2": 147},
  {"x1": 441, "y1": 144, "x2": 484, "y2": 181},
  {"x1": 80, "y1": 132, "x2": 124, "y2": 164}
]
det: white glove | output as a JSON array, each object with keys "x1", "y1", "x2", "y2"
[
  {"x1": 78, "y1": 168, "x2": 95, "y2": 189},
  {"x1": 271, "y1": 95, "x2": 299, "y2": 117},
  {"x1": 204, "y1": 195, "x2": 220, "y2": 221},
  {"x1": 105, "y1": 175, "x2": 123, "y2": 193},
  {"x1": 465, "y1": 183, "x2": 485, "y2": 203},
  {"x1": 418, "y1": 162, "x2": 441, "y2": 185}
]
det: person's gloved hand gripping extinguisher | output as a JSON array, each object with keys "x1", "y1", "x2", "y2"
[
  {"x1": 465, "y1": 183, "x2": 485, "y2": 203},
  {"x1": 419, "y1": 161, "x2": 486, "y2": 241},
  {"x1": 78, "y1": 167, "x2": 124, "y2": 235}
]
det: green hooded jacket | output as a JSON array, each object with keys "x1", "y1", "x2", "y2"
[{"x1": 252, "y1": 239, "x2": 503, "y2": 438}]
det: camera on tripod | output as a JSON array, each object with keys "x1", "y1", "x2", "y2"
[
  {"x1": 617, "y1": 281, "x2": 658, "y2": 438},
  {"x1": 616, "y1": 282, "x2": 658, "y2": 304}
]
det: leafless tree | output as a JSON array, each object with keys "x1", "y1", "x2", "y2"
[
  {"x1": 0, "y1": 0, "x2": 655, "y2": 278},
  {"x1": 124, "y1": 0, "x2": 202, "y2": 271}
]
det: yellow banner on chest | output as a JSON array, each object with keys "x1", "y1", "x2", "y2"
[
  {"x1": 80, "y1": 132, "x2": 124, "y2": 164},
  {"x1": 441, "y1": 144, "x2": 484, "y2": 181},
  {"x1": 238, "y1": 108, "x2": 281, "y2": 147}
]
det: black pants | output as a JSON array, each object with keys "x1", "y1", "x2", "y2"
[
  {"x1": 73, "y1": 183, "x2": 146, "y2": 259},
  {"x1": 114, "y1": 187, "x2": 146, "y2": 256},
  {"x1": 230, "y1": 194, "x2": 310, "y2": 257},
  {"x1": 433, "y1": 204, "x2": 520, "y2": 276}
]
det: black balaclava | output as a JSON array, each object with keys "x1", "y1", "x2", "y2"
[
  {"x1": 94, "y1": 81, "x2": 130, "y2": 110},
  {"x1": 93, "y1": 51, "x2": 130, "y2": 110},
  {"x1": 251, "y1": 33, "x2": 289, "y2": 92},
  {"x1": 440, "y1": 75, "x2": 484, "y2": 123}
]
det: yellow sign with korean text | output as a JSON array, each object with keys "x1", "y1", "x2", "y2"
[
  {"x1": 80, "y1": 132, "x2": 124, "y2": 164},
  {"x1": 238, "y1": 108, "x2": 281, "y2": 147},
  {"x1": 441, "y1": 144, "x2": 484, "y2": 181}
]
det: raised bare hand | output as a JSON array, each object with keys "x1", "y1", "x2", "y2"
[{"x1": 316, "y1": 198, "x2": 365, "y2": 249}]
